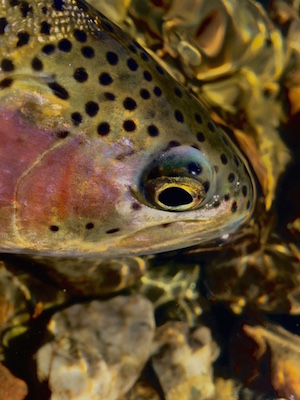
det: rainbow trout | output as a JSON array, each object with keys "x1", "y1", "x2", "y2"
[{"x1": 0, "y1": 0, "x2": 255, "y2": 257}]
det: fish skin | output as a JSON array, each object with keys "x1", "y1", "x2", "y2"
[{"x1": 0, "y1": 0, "x2": 255, "y2": 257}]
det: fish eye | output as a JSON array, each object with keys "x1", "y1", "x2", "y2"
[{"x1": 137, "y1": 146, "x2": 215, "y2": 212}]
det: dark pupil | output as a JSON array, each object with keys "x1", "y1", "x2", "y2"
[{"x1": 158, "y1": 187, "x2": 193, "y2": 207}]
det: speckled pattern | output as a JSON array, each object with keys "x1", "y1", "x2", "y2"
[{"x1": 0, "y1": 0, "x2": 255, "y2": 257}]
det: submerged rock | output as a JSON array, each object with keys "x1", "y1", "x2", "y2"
[
  {"x1": 36, "y1": 295, "x2": 155, "y2": 400},
  {"x1": 151, "y1": 321, "x2": 219, "y2": 400}
]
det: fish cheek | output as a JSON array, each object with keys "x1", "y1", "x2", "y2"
[{"x1": 15, "y1": 137, "x2": 121, "y2": 246}]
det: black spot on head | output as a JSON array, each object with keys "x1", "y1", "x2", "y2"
[
  {"x1": 234, "y1": 156, "x2": 240, "y2": 167},
  {"x1": 81, "y1": 46, "x2": 94, "y2": 58},
  {"x1": 213, "y1": 200, "x2": 221, "y2": 208},
  {"x1": 228, "y1": 173, "x2": 235, "y2": 183},
  {"x1": 106, "y1": 228, "x2": 120, "y2": 234},
  {"x1": 208, "y1": 122, "x2": 215, "y2": 132},
  {"x1": 141, "y1": 52, "x2": 149, "y2": 61},
  {"x1": 147, "y1": 125, "x2": 159, "y2": 137},
  {"x1": 104, "y1": 92, "x2": 115, "y2": 101},
  {"x1": 231, "y1": 201, "x2": 237, "y2": 213},
  {"x1": 197, "y1": 132, "x2": 205, "y2": 142},
  {"x1": 222, "y1": 135, "x2": 229, "y2": 146},
  {"x1": 20, "y1": 1, "x2": 32, "y2": 17},
  {"x1": 57, "y1": 131, "x2": 69, "y2": 139},
  {"x1": 165, "y1": 141, "x2": 180, "y2": 150},
  {"x1": 195, "y1": 113, "x2": 203, "y2": 124},
  {"x1": 246, "y1": 200, "x2": 251, "y2": 209},
  {"x1": 42, "y1": 44, "x2": 55, "y2": 55},
  {"x1": 153, "y1": 86, "x2": 162, "y2": 97},
  {"x1": 71, "y1": 112, "x2": 82, "y2": 126},
  {"x1": 75, "y1": 0, "x2": 88, "y2": 11},
  {"x1": 128, "y1": 44, "x2": 137, "y2": 53},
  {"x1": 0, "y1": 78, "x2": 13, "y2": 88},
  {"x1": 174, "y1": 110, "x2": 184, "y2": 123},
  {"x1": 42, "y1": 6, "x2": 48, "y2": 13},
  {"x1": 204, "y1": 181, "x2": 210, "y2": 193},
  {"x1": 99, "y1": 72, "x2": 113, "y2": 85},
  {"x1": 97, "y1": 122, "x2": 110, "y2": 136},
  {"x1": 52, "y1": 0, "x2": 64, "y2": 11},
  {"x1": 224, "y1": 194, "x2": 230, "y2": 201},
  {"x1": 0, "y1": 18, "x2": 8, "y2": 35},
  {"x1": 16, "y1": 31, "x2": 30, "y2": 47},
  {"x1": 123, "y1": 120, "x2": 136, "y2": 132},
  {"x1": 31, "y1": 57, "x2": 43, "y2": 71},
  {"x1": 102, "y1": 20, "x2": 114, "y2": 33},
  {"x1": 74, "y1": 29, "x2": 87, "y2": 43},
  {"x1": 131, "y1": 202, "x2": 141, "y2": 210},
  {"x1": 143, "y1": 71, "x2": 152, "y2": 82},
  {"x1": 106, "y1": 51, "x2": 119, "y2": 65},
  {"x1": 220, "y1": 154, "x2": 228, "y2": 165},
  {"x1": 1, "y1": 59, "x2": 14, "y2": 72},
  {"x1": 127, "y1": 58, "x2": 138, "y2": 71},
  {"x1": 48, "y1": 82, "x2": 69, "y2": 100},
  {"x1": 242, "y1": 185, "x2": 247, "y2": 197},
  {"x1": 123, "y1": 97, "x2": 137, "y2": 111},
  {"x1": 85, "y1": 101, "x2": 99, "y2": 117},
  {"x1": 156, "y1": 64, "x2": 164, "y2": 75},
  {"x1": 140, "y1": 89, "x2": 150, "y2": 100},
  {"x1": 49, "y1": 225, "x2": 59, "y2": 232},
  {"x1": 85, "y1": 222, "x2": 94, "y2": 229},
  {"x1": 174, "y1": 87, "x2": 182, "y2": 98},
  {"x1": 188, "y1": 162, "x2": 202, "y2": 176},
  {"x1": 40, "y1": 21, "x2": 51, "y2": 35},
  {"x1": 133, "y1": 40, "x2": 143, "y2": 50},
  {"x1": 73, "y1": 67, "x2": 88, "y2": 82},
  {"x1": 58, "y1": 38, "x2": 72, "y2": 52}
]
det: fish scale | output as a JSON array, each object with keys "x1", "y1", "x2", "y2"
[{"x1": 0, "y1": 0, "x2": 255, "y2": 257}]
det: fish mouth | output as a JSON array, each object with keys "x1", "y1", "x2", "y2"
[{"x1": 111, "y1": 216, "x2": 251, "y2": 257}]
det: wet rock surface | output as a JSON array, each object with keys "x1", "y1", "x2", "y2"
[{"x1": 36, "y1": 295, "x2": 155, "y2": 400}]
